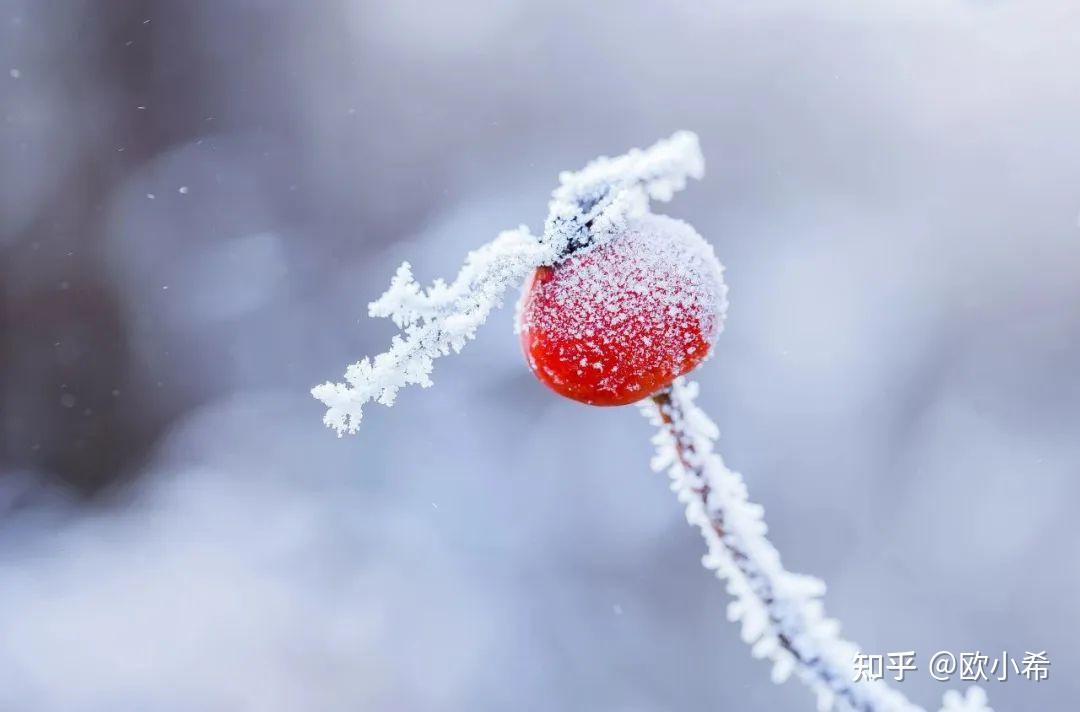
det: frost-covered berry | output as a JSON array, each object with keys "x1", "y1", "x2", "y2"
[{"x1": 518, "y1": 213, "x2": 727, "y2": 406}]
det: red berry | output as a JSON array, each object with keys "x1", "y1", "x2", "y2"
[{"x1": 517, "y1": 214, "x2": 727, "y2": 406}]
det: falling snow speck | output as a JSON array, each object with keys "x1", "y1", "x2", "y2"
[
  {"x1": 178, "y1": 186, "x2": 189, "y2": 195},
  {"x1": 9, "y1": 69, "x2": 20, "y2": 79}
]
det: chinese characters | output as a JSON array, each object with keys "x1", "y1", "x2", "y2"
[{"x1": 852, "y1": 651, "x2": 1049, "y2": 683}]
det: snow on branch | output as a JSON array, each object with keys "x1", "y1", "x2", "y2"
[
  {"x1": 312, "y1": 132, "x2": 705, "y2": 434},
  {"x1": 312, "y1": 226, "x2": 548, "y2": 434},
  {"x1": 643, "y1": 379, "x2": 992, "y2": 712},
  {"x1": 313, "y1": 131, "x2": 995, "y2": 712},
  {"x1": 940, "y1": 688, "x2": 994, "y2": 712},
  {"x1": 544, "y1": 130, "x2": 704, "y2": 254}
]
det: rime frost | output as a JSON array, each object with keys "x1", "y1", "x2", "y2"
[
  {"x1": 544, "y1": 130, "x2": 705, "y2": 255},
  {"x1": 521, "y1": 212, "x2": 727, "y2": 344},
  {"x1": 312, "y1": 227, "x2": 551, "y2": 434},
  {"x1": 517, "y1": 213, "x2": 727, "y2": 404},
  {"x1": 642, "y1": 380, "x2": 992, "y2": 712},
  {"x1": 312, "y1": 132, "x2": 705, "y2": 433},
  {"x1": 939, "y1": 688, "x2": 992, "y2": 712},
  {"x1": 312, "y1": 132, "x2": 993, "y2": 712}
]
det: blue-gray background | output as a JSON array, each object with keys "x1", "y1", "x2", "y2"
[{"x1": 1, "y1": 1, "x2": 1077, "y2": 710}]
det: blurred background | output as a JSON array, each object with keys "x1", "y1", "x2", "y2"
[{"x1": 1, "y1": 1, "x2": 1078, "y2": 710}]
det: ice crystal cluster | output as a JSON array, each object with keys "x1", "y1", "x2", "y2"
[
  {"x1": 939, "y1": 688, "x2": 994, "y2": 712},
  {"x1": 312, "y1": 133, "x2": 993, "y2": 712},
  {"x1": 312, "y1": 227, "x2": 548, "y2": 434}
]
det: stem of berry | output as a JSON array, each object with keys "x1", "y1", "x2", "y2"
[
  {"x1": 315, "y1": 130, "x2": 993, "y2": 712},
  {"x1": 644, "y1": 380, "x2": 927, "y2": 712}
]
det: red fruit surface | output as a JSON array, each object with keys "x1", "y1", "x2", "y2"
[{"x1": 517, "y1": 214, "x2": 727, "y2": 406}]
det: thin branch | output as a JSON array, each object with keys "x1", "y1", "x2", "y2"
[
  {"x1": 642, "y1": 380, "x2": 990, "y2": 712},
  {"x1": 312, "y1": 132, "x2": 705, "y2": 435},
  {"x1": 313, "y1": 131, "x2": 995, "y2": 712}
]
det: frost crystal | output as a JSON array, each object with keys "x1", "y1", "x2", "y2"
[
  {"x1": 544, "y1": 130, "x2": 704, "y2": 255},
  {"x1": 940, "y1": 688, "x2": 993, "y2": 712},
  {"x1": 642, "y1": 380, "x2": 921, "y2": 712},
  {"x1": 312, "y1": 132, "x2": 992, "y2": 712},
  {"x1": 312, "y1": 132, "x2": 705, "y2": 434},
  {"x1": 312, "y1": 227, "x2": 549, "y2": 434},
  {"x1": 642, "y1": 380, "x2": 991, "y2": 712},
  {"x1": 518, "y1": 212, "x2": 727, "y2": 404}
]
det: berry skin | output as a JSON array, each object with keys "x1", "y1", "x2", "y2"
[{"x1": 517, "y1": 214, "x2": 727, "y2": 406}]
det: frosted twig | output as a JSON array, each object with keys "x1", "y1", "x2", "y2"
[
  {"x1": 940, "y1": 688, "x2": 994, "y2": 712},
  {"x1": 313, "y1": 132, "x2": 996, "y2": 712},
  {"x1": 544, "y1": 130, "x2": 704, "y2": 254},
  {"x1": 311, "y1": 227, "x2": 549, "y2": 434},
  {"x1": 643, "y1": 380, "x2": 991, "y2": 712},
  {"x1": 312, "y1": 132, "x2": 705, "y2": 434}
]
